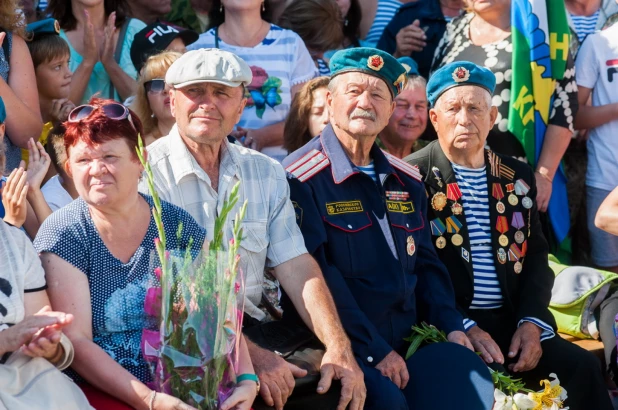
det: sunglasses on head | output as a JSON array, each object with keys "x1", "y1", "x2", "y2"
[
  {"x1": 144, "y1": 79, "x2": 167, "y2": 94},
  {"x1": 68, "y1": 102, "x2": 135, "y2": 129}
]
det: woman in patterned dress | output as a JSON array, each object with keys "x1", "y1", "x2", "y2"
[{"x1": 431, "y1": 0, "x2": 578, "y2": 214}]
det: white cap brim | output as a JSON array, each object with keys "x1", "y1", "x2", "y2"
[{"x1": 171, "y1": 79, "x2": 246, "y2": 89}]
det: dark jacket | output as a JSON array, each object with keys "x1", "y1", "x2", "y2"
[
  {"x1": 281, "y1": 125, "x2": 464, "y2": 367},
  {"x1": 404, "y1": 141, "x2": 557, "y2": 329},
  {"x1": 376, "y1": 0, "x2": 447, "y2": 79}
]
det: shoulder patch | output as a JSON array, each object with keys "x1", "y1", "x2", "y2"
[
  {"x1": 383, "y1": 151, "x2": 422, "y2": 182},
  {"x1": 285, "y1": 149, "x2": 330, "y2": 183}
]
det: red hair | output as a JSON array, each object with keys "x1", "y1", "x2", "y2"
[{"x1": 63, "y1": 97, "x2": 144, "y2": 161}]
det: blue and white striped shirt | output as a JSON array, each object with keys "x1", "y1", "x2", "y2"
[
  {"x1": 364, "y1": 0, "x2": 403, "y2": 46},
  {"x1": 570, "y1": 10, "x2": 600, "y2": 43},
  {"x1": 452, "y1": 164, "x2": 554, "y2": 341},
  {"x1": 358, "y1": 162, "x2": 378, "y2": 183}
]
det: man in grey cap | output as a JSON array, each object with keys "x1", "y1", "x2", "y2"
[{"x1": 142, "y1": 48, "x2": 365, "y2": 410}]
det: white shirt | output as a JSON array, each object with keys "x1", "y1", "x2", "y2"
[
  {"x1": 0, "y1": 222, "x2": 47, "y2": 332},
  {"x1": 576, "y1": 24, "x2": 618, "y2": 191},
  {"x1": 140, "y1": 125, "x2": 308, "y2": 320},
  {"x1": 41, "y1": 175, "x2": 74, "y2": 212}
]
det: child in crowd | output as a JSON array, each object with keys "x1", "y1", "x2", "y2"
[
  {"x1": 24, "y1": 18, "x2": 74, "y2": 165},
  {"x1": 41, "y1": 124, "x2": 77, "y2": 212}
]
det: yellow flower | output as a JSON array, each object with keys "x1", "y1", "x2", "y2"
[{"x1": 528, "y1": 373, "x2": 568, "y2": 410}]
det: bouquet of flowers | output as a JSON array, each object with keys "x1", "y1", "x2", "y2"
[
  {"x1": 406, "y1": 324, "x2": 569, "y2": 410},
  {"x1": 137, "y1": 138, "x2": 248, "y2": 409}
]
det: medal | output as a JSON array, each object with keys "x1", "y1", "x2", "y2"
[
  {"x1": 431, "y1": 192, "x2": 447, "y2": 211},
  {"x1": 431, "y1": 166, "x2": 444, "y2": 188},
  {"x1": 515, "y1": 179, "x2": 533, "y2": 209},
  {"x1": 492, "y1": 183, "x2": 505, "y2": 214},
  {"x1": 407, "y1": 235, "x2": 416, "y2": 256},
  {"x1": 447, "y1": 183, "x2": 463, "y2": 215},
  {"x1": 446, "y1": 216, "x2": 464, "y2": 246},
  {"x1": 496, "y1": 215, "x2": 509, "y2": 247},
  {"x1": 508, "y1": 243, "x2": 523, "y2": 273},
  {"x1": 430, "y1": 218, "x2": 447, "y2": 249},
  {"x1": 511, "y1": 212, "x2": 525, "y2": 244},
  {"x1": 506, "y1": 183, "x2": 518, "y2": 206},
  {"x1": 497, "y1": 248, "x2": 507, "y2": 264}
]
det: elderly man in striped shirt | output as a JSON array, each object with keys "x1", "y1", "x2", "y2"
[{"x1": 406, "y1": 61, "x2": 612, "y2": 410}]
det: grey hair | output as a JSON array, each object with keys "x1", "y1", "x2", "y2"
[{"x1": 404, "y1": 75, "x2": 427, "y2": 91}]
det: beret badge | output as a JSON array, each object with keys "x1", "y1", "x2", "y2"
[
  {"x1": 367, "y1": 55, "x2": 385, "y2": 71},
  {"x1": 452, "y1": 66, "x2": 470, "y2": 82},
  {"x1": 394, "y1": 73, "x2": 407, "y2": 94}
]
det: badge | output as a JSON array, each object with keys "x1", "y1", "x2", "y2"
[
  {"x1": 498, "y1": 235, "x2": 509, "y2": 247},
  {"x1": 462, "y1": 247, "x2": 470, "y2": 262},
  {"x1": 514, "y1": 261, "x2": 523, "y2": 273},
  {"x1": 452, "y1": 234, "x2": 464, "y2": 246},
  {"x1": 292, "y1": 201, "x2": 303, "y2": 228},
  {"x1": 452, "y1": 66, "x2": 470, "y2": 82},
  {"x1": 431, "y1": 192, "x2": 447, "y2": 211},
  {"x1": 394, "y1": 73, "x2": 407, "y2": 94},
  {"x1": 386, "y1": 191, "x2": 410, "y2": 201},
  {"x1": 436, "y1": 236, "x2": 447, "y2": 249},
  {"x1": 515, "y1": 179, "x2": 533, "y2": 209},
  {"x1": 522, "y1": 196, "x2": 533, "y2": 209},
  {"x1": 368, "y1": 55, "x2": 384, "y2": 71},
  {"x1": 451, "y1": 202, "x2": 463, "y2": 215},
  {"x1": 431, "y1": 166, "x2": 444, "y2": 188},
  {"x1": 506, "y1": 183, "x2": 518, "y2": 206},
  {"x1": 492, "y1": 183, "x2": 505, "y2": 214},
  {"x1": 326, "y1": 200, "x2": 363, "y2": 215},
  {"x1": 407, "y1": 235, "x2": 416, "y2": 256},
  {"x1": 508, "y1": 244, "x2": 523, "y2": 273},
  {"x1": 511, "y1": 212, "x2": 525, "y2": 244},
  {"x1": 514, "y1": 231, "x2": 525, "y2": 244},
  {"x1": 497, "y1": 248, "x2": 507, "y2": 264}
]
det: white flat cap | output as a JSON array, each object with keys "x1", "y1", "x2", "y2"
[{"x1": 165, "y1": 48, "x2": 253, "y2": 88}]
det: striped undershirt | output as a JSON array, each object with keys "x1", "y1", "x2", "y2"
[
  {"x1": 452, "y1": 164, "x2": 504, "y2": 311},
  {"x1": 452, "y1": 163, "x2": 555, "y2": 341},
  {"x1": 570, "y1": 9, "x2": 600, "y2": 43},
  {"x1": 365, "y1": 0, "x2": 403, "y2": 46},
  {"x1": 357, "y1": 162, "x2": 378, "y2": 183}
]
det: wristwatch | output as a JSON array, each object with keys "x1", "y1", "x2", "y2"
[{"x1": 237, "y1": 373, "x2": 260, "y2": 395}]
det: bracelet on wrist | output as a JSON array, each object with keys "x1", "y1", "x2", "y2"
[
  {"x1": 535, "y1": 170, "x2": 553, "y2": 183},
  {"x1": 149, "y1": 390, "x2": 157, "y2": 410},
  {"x1": 237, "y1": 373, "x2": 260, "y2": 395}
]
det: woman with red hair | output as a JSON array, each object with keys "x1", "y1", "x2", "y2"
[{"x1": 33, "y1": 98, "x2": 257, "y2": 410}]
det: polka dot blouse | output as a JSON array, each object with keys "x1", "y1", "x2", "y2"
[
  {"x1": 431, "y1": 13, "x2": 578, "y2": 160},
  {"x1": 34, "y1": 194, "x2": 206, "y2": 383}
]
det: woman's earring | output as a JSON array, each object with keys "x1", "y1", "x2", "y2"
[
  {"x1": 220, "y1": 4, "x2": 223, "y2": 12},
  {"x1": 344, "y1": 18, "x2": 349, "y2": 27},
  {"x1": 151, "y1": 113, "x2": 156, "y2": 118},
  {"x1": 262, "y1": 2, "x2": 265, "y2": 12}
]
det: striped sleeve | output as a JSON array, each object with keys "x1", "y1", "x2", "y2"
[{"x1": 519, "y1": 317, "x2": 555, "y2": 341}]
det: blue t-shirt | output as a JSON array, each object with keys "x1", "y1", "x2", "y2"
[{"x1": 34, "y1": 194, "x2": 206, "y2": 383}]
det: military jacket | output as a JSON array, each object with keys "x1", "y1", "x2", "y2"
[{"x1": 282, "y1": 125, "x2": 464, "y2": 367}]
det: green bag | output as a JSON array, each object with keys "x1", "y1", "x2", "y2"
[{"x1": 548, "y1": 254, "x2": 618, "y2": 339}]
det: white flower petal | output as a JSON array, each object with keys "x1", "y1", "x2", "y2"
[{"x1": 513, "y1": 393, "x2": 536, "y2": 409}]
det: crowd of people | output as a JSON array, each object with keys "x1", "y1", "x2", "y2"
[{"x1": 2, "y1": 0, "x2": 618, "y2": 409}]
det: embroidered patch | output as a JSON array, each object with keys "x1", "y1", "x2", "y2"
[
  {"x1": 292, "y1": 201, "x2": 303, "y2": 228},
  {"x1": 326, "y1": 201, "x2": 364, "y2": 215},
  {"x1": 386, "y1": 201, "x2": 415, "y2": 214},
  {"x1": 368, "y1": 55, "x2": 384, "y2": 71},
  {"x1": 394, "y1": 73, "x2": 407, "y2": 94}
]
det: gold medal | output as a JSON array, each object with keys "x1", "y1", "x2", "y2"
[
  {"x1": 508, "y1": 193, "x2": 518, "y2": 206},
  {"x1": 498, "y1": 234, "x2": 509, "y2": 247},
  {"x1": 451, "y1": 233, "x2": 463, "y2": 246},
  {"x1": 497, "y1": 248, "x2": 507, "y2": 264},
  {"x1": 514, "y1": 261, "x2": 523, "y2": 274},
  {"x1": 496, "y1": 201, "x2": 505, "y2": 214},
  {"x1": 451, "y1": 202, "x2": 463, "y2": 215},
  {"x1": 407, "y1": 236, "x2": 416, "y2": 256},
  {"x1": 436, "y1": 236, "x2": 447, "y2": 249},
  {"x1": 431, "y1": 192, "x2": 447, "y2": 212},
  {"x1": 514, "y1": 230, "x2": 525, "y2": 244}
]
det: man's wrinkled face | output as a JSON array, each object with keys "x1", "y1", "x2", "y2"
[
  {"x1": 430, "y1": 85, "x2": 497, "y2": 154},
  {"x1": 327, "y1": 72, "x2": 395, "y2": 139}
]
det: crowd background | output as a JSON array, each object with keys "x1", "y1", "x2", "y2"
[{"x1": 2, "y1": 0, "x2": 618, "y2": 408}]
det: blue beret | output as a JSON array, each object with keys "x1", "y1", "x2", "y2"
[
  {"x1": 0, "y1": 97, "x2": 5, "y2": 123},
  {"x1": 427, "y1": 61, "x2": 496, "y2": 107},
  {"x1": 397, "y1": 57, "x2": 420, "y2": 77},
  {"x1": 329, "y1": 47, "x2": 407, "y2": 97},
  {"x1": 27, "y1": 18, "x2": 61, "y2": 41}
]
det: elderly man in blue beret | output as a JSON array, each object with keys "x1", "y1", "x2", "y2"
[
  {"x1": 405, "y1": 61, "x2": 613, "y2": 410},
  {"x1": 282, "y1": 48, "x2": 493, "y2": 409}
]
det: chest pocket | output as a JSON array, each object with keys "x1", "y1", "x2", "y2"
[
  {"x1": 323, "y1": 212, "x2": 375, "y2": 278},
  {"x1": 387, "y1": 201, "x2": 424, "y2": 233}
]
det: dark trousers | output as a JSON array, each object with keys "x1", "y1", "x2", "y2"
[
  {"x1": 471, "y1": 308, "x2": 613, "y2": 410},
  {"x1": 244, "y1": 318, "x2": 342, "y2": 410},
  {"x1": 599, "y1": 289, "x2": 618, "y2": 385}
]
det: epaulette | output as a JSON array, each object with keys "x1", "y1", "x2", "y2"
[
  {"x1": 285, "y1": 149, "x2": 330, "y2": 183},
  {"x1": 383, "y1": 151, "x2": 422, "y2": 182}
]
